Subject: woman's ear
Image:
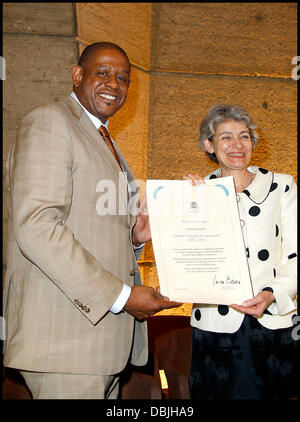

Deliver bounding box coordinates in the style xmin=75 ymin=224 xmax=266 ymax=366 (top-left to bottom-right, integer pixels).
xmin=203 ymin=138 xmax=214 ymax=154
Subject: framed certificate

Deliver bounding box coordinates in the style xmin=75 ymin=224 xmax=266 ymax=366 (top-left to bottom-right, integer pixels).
xmin=146 ymin=177 xmax=254 ymax=305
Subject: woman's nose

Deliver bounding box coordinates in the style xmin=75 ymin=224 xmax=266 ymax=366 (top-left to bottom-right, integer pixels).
xmin=232 ymin=135 xmax=243 ymax=147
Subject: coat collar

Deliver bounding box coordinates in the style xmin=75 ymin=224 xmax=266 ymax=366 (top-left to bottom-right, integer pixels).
xmin=207 ymin=166 xmax=274 ymax=204
xmin=60 ymin=96 xmax=134 ymax=216
xmin=61 ymin=96 xmax=127 ymax=179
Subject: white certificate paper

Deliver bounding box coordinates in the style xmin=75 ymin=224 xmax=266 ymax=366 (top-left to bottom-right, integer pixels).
xmin=146 ymin=177 xmax=254 ymax=305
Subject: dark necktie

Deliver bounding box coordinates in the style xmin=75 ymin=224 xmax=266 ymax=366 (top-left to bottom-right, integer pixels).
xmin=99 ymin=125 xmax=129 ymax=201
xmin=98 ymin=125 xmax=122 ymax=170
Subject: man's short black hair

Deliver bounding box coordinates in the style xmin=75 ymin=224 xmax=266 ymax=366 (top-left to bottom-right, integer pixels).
xmin=78 ymin=42 xmax=130 ymax=69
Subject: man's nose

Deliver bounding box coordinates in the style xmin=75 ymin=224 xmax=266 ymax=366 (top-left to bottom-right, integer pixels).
xmin=105 ymin=74 xmax=118 ymax=88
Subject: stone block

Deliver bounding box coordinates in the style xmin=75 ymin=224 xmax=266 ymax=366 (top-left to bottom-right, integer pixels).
xmin=76 ymin=3 xmax=152 ymax=70
xmin=151 ymin=3 xmax=297 ymax=77
xmin=140 ymin=241 xmax=155 ymax=263
xmin=3 ymin=3 xmax=75 ymax=36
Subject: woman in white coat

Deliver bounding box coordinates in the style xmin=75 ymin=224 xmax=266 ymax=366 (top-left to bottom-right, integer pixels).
xmin=185 ymin=104 xmax=297 ymax=399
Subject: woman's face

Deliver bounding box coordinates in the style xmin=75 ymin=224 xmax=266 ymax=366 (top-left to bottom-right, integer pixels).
xmin=206 ymin=119 xmax=253 ymax=172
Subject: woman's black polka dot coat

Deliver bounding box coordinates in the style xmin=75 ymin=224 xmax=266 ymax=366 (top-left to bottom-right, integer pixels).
xmin=191 ymin=166 xmax=297 ymax=333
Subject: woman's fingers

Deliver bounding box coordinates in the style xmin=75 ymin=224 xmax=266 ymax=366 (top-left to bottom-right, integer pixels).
xmin=183 ymin=174 xmax=205 ymax=186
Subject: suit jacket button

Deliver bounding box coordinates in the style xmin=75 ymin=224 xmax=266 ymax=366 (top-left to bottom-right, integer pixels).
xmin=75 ymin=299 xmax=83 ymax=308
xmin=83 ymin=306 xmax=90 ymax=313
xmin=130 ymin=270 xmax=135 ymax=276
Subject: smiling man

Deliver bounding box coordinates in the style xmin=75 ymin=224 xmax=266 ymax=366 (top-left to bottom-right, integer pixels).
xmin=72 ymin=43 xmax=130 ymax=123
xmin=3 ymin=42 xmax=181 ymax=399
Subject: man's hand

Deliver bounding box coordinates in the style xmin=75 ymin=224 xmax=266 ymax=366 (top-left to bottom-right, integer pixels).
xmin=132 ymin=196 xmax=151 ymax=244
xmin=124 ymin=285 xmax=182 ymax=320
xmin=231 ymin=291 xmax=275 ymax=318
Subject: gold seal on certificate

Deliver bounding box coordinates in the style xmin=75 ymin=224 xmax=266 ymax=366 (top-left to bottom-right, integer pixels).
xmin=147 ymin=177 xmax=254 ymax=305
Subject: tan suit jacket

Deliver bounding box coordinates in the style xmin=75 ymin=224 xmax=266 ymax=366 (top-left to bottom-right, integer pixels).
xmin=3 ymin=96 xmax=148 ymax=375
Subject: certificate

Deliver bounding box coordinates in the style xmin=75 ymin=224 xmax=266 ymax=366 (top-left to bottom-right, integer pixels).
xmin=146 ymin=177 xmax=254 ymax=305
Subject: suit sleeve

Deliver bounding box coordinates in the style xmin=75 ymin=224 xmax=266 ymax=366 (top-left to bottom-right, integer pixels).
xmin=260 ymin=175 xmax=297 ymax=315
xmin=9 ymin=105 xmax=124 ymax=325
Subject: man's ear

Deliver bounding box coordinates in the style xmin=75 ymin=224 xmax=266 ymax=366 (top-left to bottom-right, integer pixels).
xmin=203 ymin=138 xmax=214 ymax=154
xmin=72 ymin=65 xmax=83 ymax=87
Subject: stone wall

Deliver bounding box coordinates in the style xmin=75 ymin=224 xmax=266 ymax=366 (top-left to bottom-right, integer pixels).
xmin=3 ymin=3 xmax=297 ymax=317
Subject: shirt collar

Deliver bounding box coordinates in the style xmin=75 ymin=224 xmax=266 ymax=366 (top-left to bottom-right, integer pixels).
xmin=70 ymin=92 xmax=109 ymax=131
xmin=207 ymin=166 xmax=274 ymax=204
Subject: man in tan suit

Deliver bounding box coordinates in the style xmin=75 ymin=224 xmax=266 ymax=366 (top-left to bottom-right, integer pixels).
xmin=3 ymin=42 xmax=180 ymax=399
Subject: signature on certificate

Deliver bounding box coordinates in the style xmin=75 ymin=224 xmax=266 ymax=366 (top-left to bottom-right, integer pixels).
xmin=213 ymin=275 xmax=241 ymax=286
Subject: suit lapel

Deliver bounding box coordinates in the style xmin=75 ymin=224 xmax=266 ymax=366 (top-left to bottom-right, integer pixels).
xmin=62 ymin=96 xmax=131 ymax=219
xmin=113 ymin=141 xmax=140 ymax=229
xmin=114 ymin=144 xmax=139 ymax=228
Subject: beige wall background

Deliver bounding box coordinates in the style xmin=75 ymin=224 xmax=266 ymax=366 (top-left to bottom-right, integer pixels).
xmin=3 ymin=3 xmax=297 ymax=316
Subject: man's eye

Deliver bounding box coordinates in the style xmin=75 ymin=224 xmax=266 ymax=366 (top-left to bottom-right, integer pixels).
xmin=118 ymin=75 xmax=128 ymax=83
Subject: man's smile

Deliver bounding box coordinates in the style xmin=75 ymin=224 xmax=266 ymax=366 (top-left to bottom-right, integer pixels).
xmin=98 ymin=93 xmax=117 ymax=101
